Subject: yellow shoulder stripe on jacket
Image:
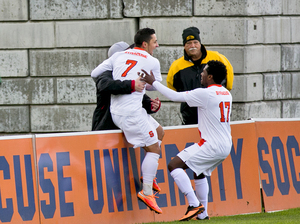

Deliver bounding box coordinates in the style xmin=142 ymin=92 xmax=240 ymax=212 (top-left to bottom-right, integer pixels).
xmin=166 ymin=56 xmax=193 ymax=90
xmin=202 ymin=50 xmax=234 ymax=91
xmin=167 ymin=51 xmax=234 ymax=91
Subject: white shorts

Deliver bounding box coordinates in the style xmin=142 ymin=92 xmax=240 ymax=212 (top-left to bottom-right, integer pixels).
xmin=177 ymin=141 xmax=231 ymax=176
xmin=112 ymin=109 xmax=159 ymax=148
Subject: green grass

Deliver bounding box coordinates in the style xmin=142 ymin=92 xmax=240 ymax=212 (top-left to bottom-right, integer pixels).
xmin=145 ymin=207 xmax=300 ymax=224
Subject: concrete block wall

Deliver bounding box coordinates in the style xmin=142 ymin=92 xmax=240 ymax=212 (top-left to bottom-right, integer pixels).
xmin=0 ymin=0 xmax=300 ymax=134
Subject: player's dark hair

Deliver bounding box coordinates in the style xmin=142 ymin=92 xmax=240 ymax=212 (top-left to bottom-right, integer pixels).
xmin=134 ymin=28 xmax=155 ymax=47
xmin=206 ymin=60 xmax=227 ymax=84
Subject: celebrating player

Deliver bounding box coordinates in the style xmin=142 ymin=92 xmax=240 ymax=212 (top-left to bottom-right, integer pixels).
xmin=140 ymin=60 xmax=232 ymax=221
xmin=91 ymin=28 xmax=163 ymax=214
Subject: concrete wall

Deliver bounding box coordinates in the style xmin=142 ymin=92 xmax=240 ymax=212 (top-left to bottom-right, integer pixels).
xmin=0 ymin=0 xmax=300 ymax=134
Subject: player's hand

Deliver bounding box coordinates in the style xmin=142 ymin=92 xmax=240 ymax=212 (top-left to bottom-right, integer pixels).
xmin=139 ymin=69 xmax=155 ymax=85
xmin=151 ymin=97 xmax=161 ymax=112
xmin=135 ymin=76 xmax=146 ymax=92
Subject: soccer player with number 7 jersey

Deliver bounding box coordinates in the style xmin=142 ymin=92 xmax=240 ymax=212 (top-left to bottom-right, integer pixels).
xmin=91 ymin=28 xmax=164 ymax=214
xmin=140 ymin=60 xmax=232 ymax=221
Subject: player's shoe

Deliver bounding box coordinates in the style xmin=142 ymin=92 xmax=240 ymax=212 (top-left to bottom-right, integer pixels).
xmin=196 ymin=216 xmax=210 ymax=220
xmin=137 ymin=190 xmax=162 ymax=214
xmin=179 ymin=203 xmax=205 ymax=221
xmin=140 ymin=177 xmax=161 ymax=192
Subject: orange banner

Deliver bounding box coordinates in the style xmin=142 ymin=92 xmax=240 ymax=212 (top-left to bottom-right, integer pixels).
xmin=3 ymin=119 xmax=299 ymax=223
xmin=34 ymin=121 xmax=262 ymax=224
xmin=0 ymin=135 xmax=39 ymax=224
xmin=255 ymin=120 xmax=300 ymax=212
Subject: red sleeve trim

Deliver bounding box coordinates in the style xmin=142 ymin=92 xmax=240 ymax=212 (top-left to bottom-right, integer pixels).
xmin=131 ymin=80 xmax=135 ymax=93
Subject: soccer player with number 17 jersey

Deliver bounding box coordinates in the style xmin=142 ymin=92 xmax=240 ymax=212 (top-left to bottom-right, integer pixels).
xmin=140 ymin=60 xmax=232 ymax=221
xmin=91 ymin=28 xmax=164 ymax=214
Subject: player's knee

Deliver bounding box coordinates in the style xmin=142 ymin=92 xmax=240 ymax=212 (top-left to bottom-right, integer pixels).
xmin=144 ymin=142 xmax=161 ymax=154
xmin=168 ymin=162 xmax=175 ymax=172
xmin=168 ymin=156 xmax=187 ymax=172
xmin=152 ymin=142 xmax=161 ymax=154
xmin=153 ymin=147 xmax=161 ymax=155
xmin=168 ymin=158 xmax=178 ymax=172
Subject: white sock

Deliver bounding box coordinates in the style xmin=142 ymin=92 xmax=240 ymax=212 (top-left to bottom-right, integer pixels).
xmin=170 ymin=168 xmax=199 ymax=207
xmin=142 ymin=152 xmax=159 ymax=195
xmin=143 ymin=183 xmax=153 ymax=196
xmin=195 ymin=177 xmax=209 ymax=219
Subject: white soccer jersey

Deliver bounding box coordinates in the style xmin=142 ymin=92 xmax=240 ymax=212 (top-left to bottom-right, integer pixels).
xmin=91 ymin=47 xmax=162 ymax=116
xmin=183 ymin=84 xmax=232 ymax=149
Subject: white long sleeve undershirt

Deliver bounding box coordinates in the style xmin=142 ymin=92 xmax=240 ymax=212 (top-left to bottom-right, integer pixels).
xmin=152 ymin=81 xmax=186 ymax=102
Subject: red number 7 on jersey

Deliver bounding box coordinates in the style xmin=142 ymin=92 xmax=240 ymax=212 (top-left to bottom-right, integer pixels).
xmin=219 ymin=101 xmax=231 ymax=122
xmin=122 ymin=59 xmax=138 ymax=77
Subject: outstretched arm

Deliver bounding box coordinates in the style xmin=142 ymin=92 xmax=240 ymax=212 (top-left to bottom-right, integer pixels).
xmin=152 ymin=81 xmax=185 ymax=102
xmin=140 ymin=69 xmax=186 ymax=102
